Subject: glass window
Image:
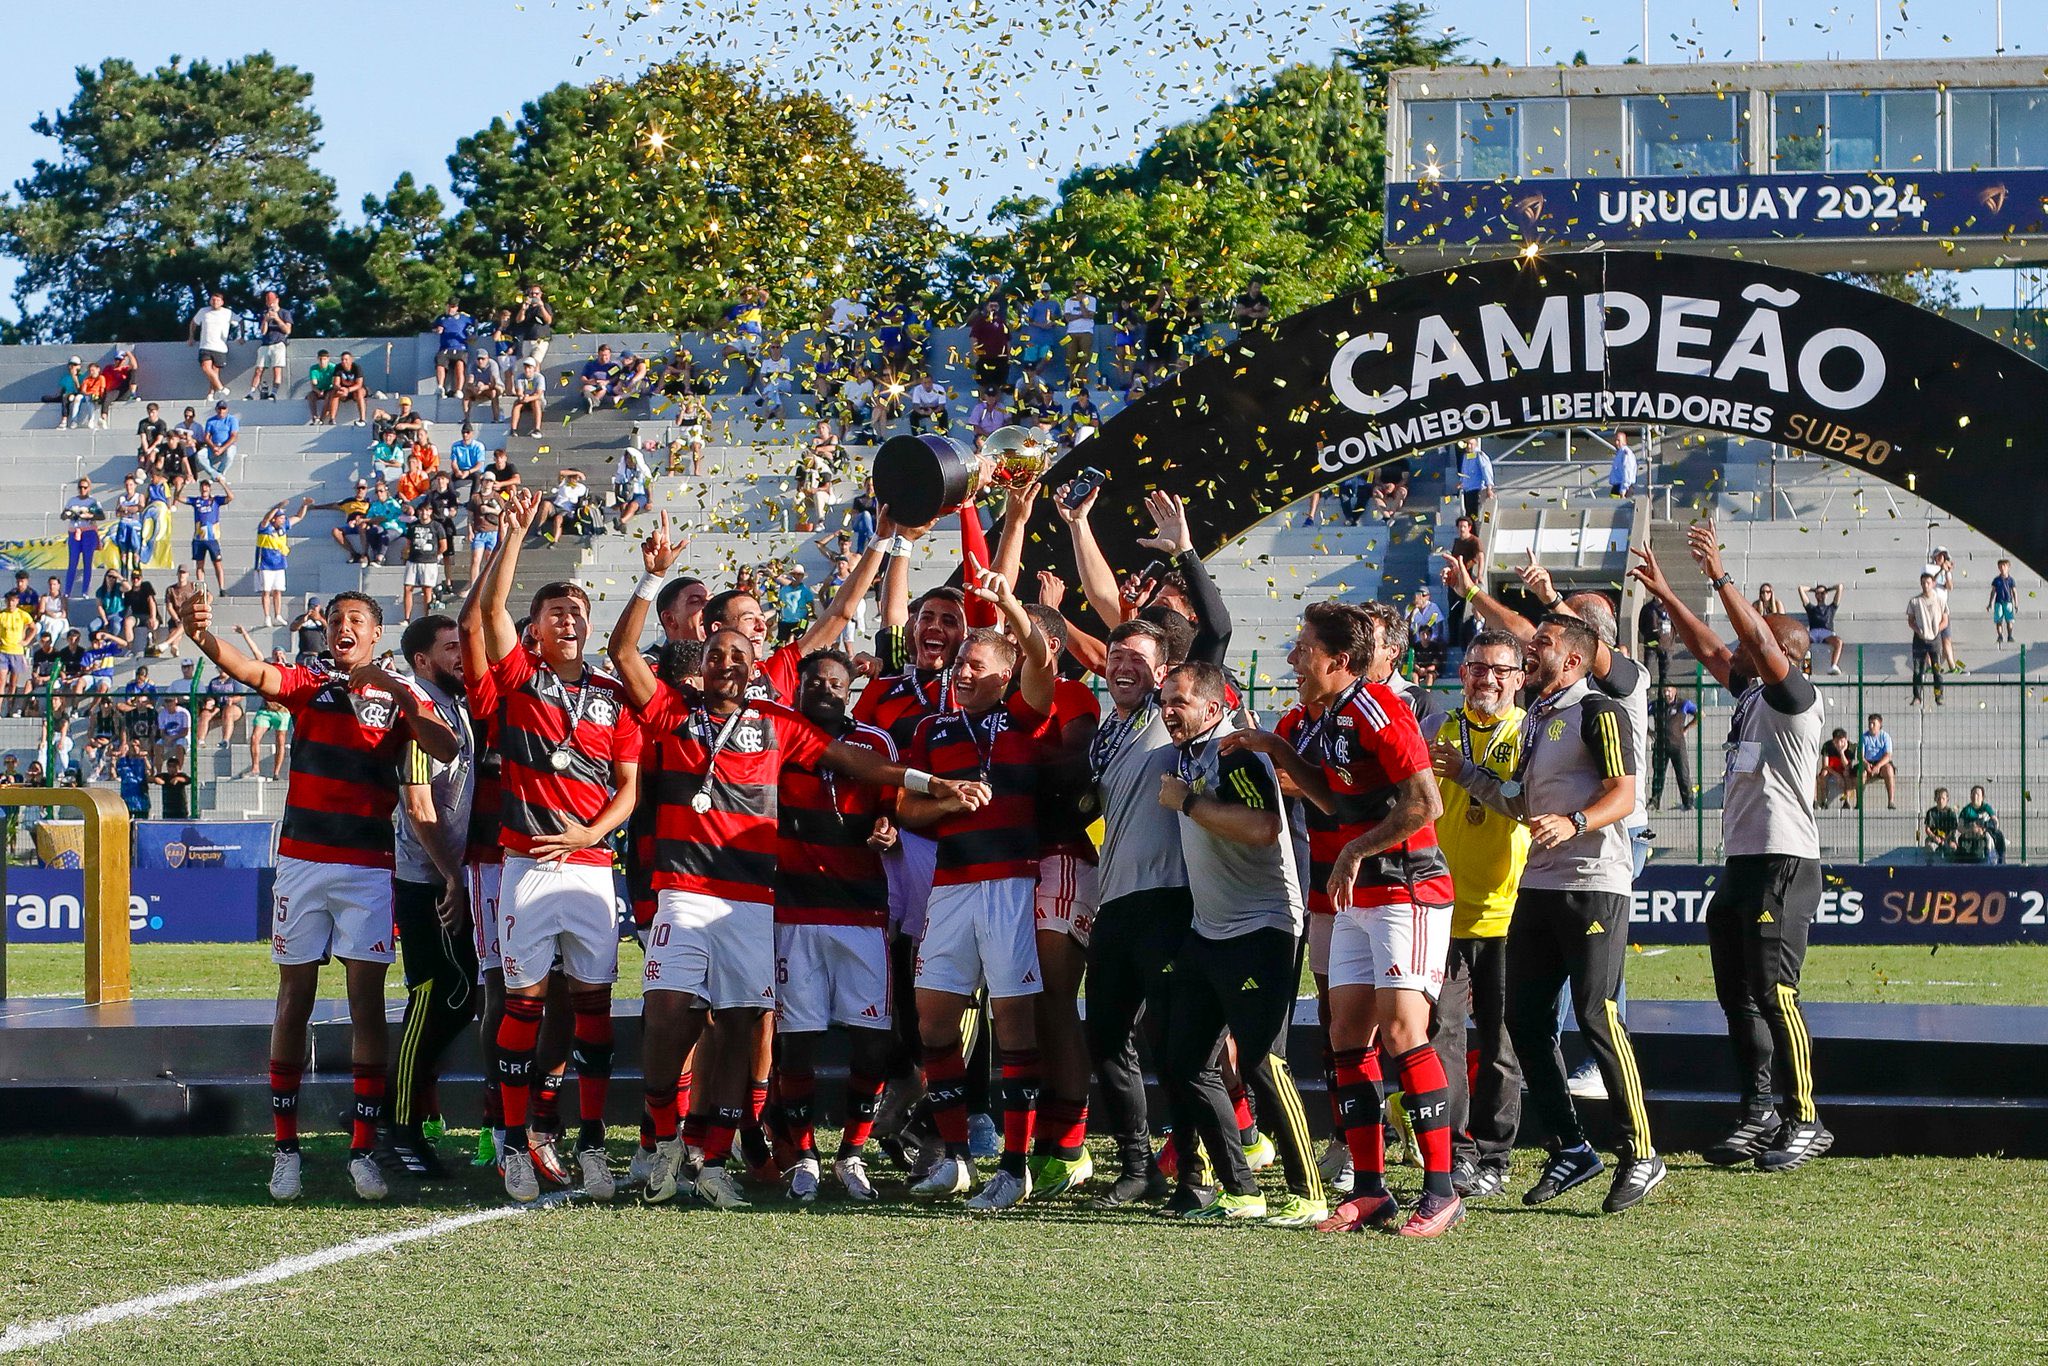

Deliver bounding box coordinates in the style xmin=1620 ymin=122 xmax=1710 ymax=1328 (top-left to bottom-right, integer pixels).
xmin=1772 ymin=92 xmax=1826 ymax=171
xmin=1458 ymin=101 xmax=1518 ymax=179
xmin=1826 ymin=92 xmax=1880 ymax=170
xmin=1519 ymin=98 xmax=1569 ymax=178
xmin=1628 ymin=93 xmax=1745 ymax=175
xmin=1882 ymin=92 xmax=1939 ymax=168
xmin=1953 ymin=89 xmax=2048 ymax=169
xmin=1406 ymin=100 xmax=1454 ymax=178
xmin=1569 ymin=97 xmax=1628 ymax=176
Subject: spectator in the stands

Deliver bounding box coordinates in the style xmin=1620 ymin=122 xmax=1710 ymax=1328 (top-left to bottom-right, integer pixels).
xmin=195 ymin=667 xmax=244 ymax=750
xmin=111 ymin=474 xmax=146 ymax=578
xmin=0 ymin=591 xmax=33 ymax=716
xmin=796 ymin=442 xmax=834 ymax=533
xmin=187 ymin=290 xmax=235 ymax=400
xmin=1445 ymin=522 xmax=1485 ymax=649
xmin=56 ymin=356 xmax=88 ymax=428
xmin=363 ymin=480 xmax=405 ymax=564
xmin=152 ymin=750 xmax=193 ymax=819
xmin=1061 ymin=284 xmax=1098 ymax=383
xmin=1797 ymin=583 xmax=1846 ymax=674
xmin=1021 ymin=284 xmax=1060 ymax=380
xmin=254 ymin=497 xmax=316 ymax=626
xmin=433 ymin=301 xmax=474 ymax=397
xmin=659 ymin=348 xmax=701 ymax=400
xmin=486 ymin=306 xmax=518 ymax=359
xmin=60 ymin=477 xmax=105 ymax=597
xmin=372 ymin=395 xmax=429 ymax=448
xmin=969 ymin=301 xmax=1012 ymax=391
xmin=483 ymin=447 xmax=519 ymax=489
xmin=161 ymin=566 xmax=199 ymax=659
xmin=303 ymin=349 xmax=337 ymax=426
xmin=135 ymin=402 xmax=169 ymax=471
xmin=419 ymin=470 xmax=461 ymax=548
xmin=467 ymin=475 xmax=503 ymax=581
xmin=512 ymin=283 xmax=554 ymax=365
xmin=12 ymin=573 xmax=38 ymax=619
xmin=447 ymin=424 xmax=486 ymax=501
xmin=1908 ymin=573 xmax=1948 ymax=706
xmin=1856 ymin=713 xmax=1897 ymax=809
xmin=509 ymin=358 xmax=546 ymax=437
xmin=1608 ymin=428 xmax=1637 ymax=497
xmin=122 ymin=574 xmax=159 ymax=656
xmin=1457 ymin=437 xmax=1494 ymax=519
xmin=326 ymin=479 xmax=374 ymax=564
xmin=1231 ymin=279 xmax=1271 ymax=333
xmin=1649 ymin=682 xmax=1697 ymax=811
xmin=539 ymin=469 xmax=591 ymax=543
xmin=101 ymin=345 xmax=139 ymax=406
xmin=907 ymin=372 xmax=950 ymax=434
xmin=1371 ymin=459 xmax=1409 ymax=520
xmin=1406 ymin=588 xmax=1445 ymax=685
xmin=612 ymin=437 xmax=653 ymax=531
xmin=78 ymin=362 xmax=110 ymax=430
xmin=399 ymin=504 xmax=450 ymax=621
xmin=750 ymin=338 xmax=793 ymax=416
xmin=249 ymin=290 xmax=293 ymax=401
xmin=1926 ymin=547 xmax=1961 ymax=673
xmin=154 ymin=690 xmax=191 ymax=769
xmin=1921 ymin=786 xmax=1959 ymax=858
xmin=115 ymin=739 xmax=151 ymax=816
xmin=464 ymin=345 xmax=505 ymax=423
xmin=967 ymin=388 xmax=1009 ymax=447
xmin=330 ymin=351 xmax=369 ymax=427
xmin=1961 ymin=784 xmax=2006 ymax=863
xmin=722 ymin=285 xmax=769 ymax=373
xmin=289 ymin=597 xmax=327 ymax=666
xmin=199 ymin=401 xmax=239 ymax=483
xmin=670 ymin=391 xmax=708 ymax=475
xmin=396 ymin=454 xmax=431 ymax=505
xmin=242 ymin=686 xmax=291 ymax=780
xmin=837 ymin=363 xmax=876 ymax=442
xmin=1336 ymin=474 xmax=1371 ymax=525
xmin=580 ymin=344 xmax=624 ymax=412
xmin=36 ymin=581 xmax=67 ymax=649
xmin=1754 ymin=582 xmax=1786 ymax=620
xmin=1815 ymin=729 xmax=1856 ymax=809
xmin=1988 ymin=557 xmax=2019 ymax=646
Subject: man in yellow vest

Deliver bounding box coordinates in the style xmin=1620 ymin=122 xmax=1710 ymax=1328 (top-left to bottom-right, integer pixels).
xmin=1423 ymin=628 xmax=1531 ymax=1200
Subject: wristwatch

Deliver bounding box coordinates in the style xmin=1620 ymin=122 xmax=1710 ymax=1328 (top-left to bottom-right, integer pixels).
xmin=1569 ymin=810 xmax=1588 ymax=835
xmin=1710 ymin=572 xmax=1735 ymax=590
xmin=1181 ymin=790 xmax=1200 ymax=816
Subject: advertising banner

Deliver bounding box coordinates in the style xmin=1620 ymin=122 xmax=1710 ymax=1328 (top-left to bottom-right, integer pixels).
xmin=5 ymin=868 xmax=271 ymax=943
xmin=135 ymin=820 xmax=277 ymax=871
xmin=1632 ymin=863 xmax=2048 ymax=946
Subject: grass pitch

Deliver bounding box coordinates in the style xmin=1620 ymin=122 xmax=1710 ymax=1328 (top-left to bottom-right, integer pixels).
xmin=0 ymin=1133 xmax=2042 ymax=1362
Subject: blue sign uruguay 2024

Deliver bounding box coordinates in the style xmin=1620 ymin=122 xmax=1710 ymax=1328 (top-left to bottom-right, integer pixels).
xmin=6 ymin=868 xmax=272 ymax=943
xmin=1632 ymin=864 xmax=2048 ymax=946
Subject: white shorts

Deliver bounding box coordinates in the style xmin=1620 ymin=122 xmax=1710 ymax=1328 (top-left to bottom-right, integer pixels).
xmin=643 ymin=888 xmax=774 ymax=1010
xmin=404 ymin=562 xmax=444 ymax=588
xmin=468 ymin=861 xmax=504 ymax=976
xmin=257 ymin=342 xmax=289 ymax=370
xmin=270 ymin=856 xmax=395 ymax=966
xmin=257 ymin=569 xmax=286 ymax=593
xmin=1034 ymin=853 xmax=1099 ymax=947
xmin=1327 ymin=902 xmax=1451 ymax=998
xmin=915 ymin=877 xmax=1041 ymax=1000
xmin=1809 ymin=626 xmax=1835 ymax=644
xmin=884 ymin=830 xmax=938 ymax=939
xmin=499 ymin=853 xmax=619 ymax=989
xmin=775 ymin=922 xmax=891 ymax=1033
xmin=1306 ymin=911 xmax=1334 ymax=979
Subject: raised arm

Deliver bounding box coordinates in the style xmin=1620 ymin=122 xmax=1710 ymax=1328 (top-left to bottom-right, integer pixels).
xmin=1439 ymin=549 xmax=1536 ymax=645
xmin=607 ymin=511 xmax=682 ymax=709
xmin=480 ymin=487 xmax=544 ymax=663
xmin=989 ymin=480 xmax=1041 ymax=591
xmin=1628 ymin=541 xmax=1737 ymax=687
xmin=1052 ymin=482 xmax=1126 ymax=633
xmin=1685 ymin=520 xmax=1792 ymax=686
xmin=1137 ymin=490 xmax=1230 ymax=664
xmin=969 ymin=566 xmax=1054 ymax=717
xmin=181 ymin=591 xmax=284 ymax=696
xmin=1513 ymin=551 xmax=1620 ymax=678
xmin=794 ymin=506 xmax=915 ymax=655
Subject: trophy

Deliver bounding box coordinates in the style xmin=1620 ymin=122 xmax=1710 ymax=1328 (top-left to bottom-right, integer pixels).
xmin=872 ymin=426 xmax=1054 ymax=525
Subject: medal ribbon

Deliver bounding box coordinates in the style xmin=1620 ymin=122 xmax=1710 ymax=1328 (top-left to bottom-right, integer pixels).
xmin=534 ymin=667 xmax=594 ymax=769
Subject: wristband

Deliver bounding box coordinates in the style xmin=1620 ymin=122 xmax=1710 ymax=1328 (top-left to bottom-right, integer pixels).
xmin=1180 ymin=790 xmax=1199 ymax=816
xmin=1462 ymin=584 xmax=1479 ymax=604
xmin=633 ymin=572 xmax=666 ymax=602
xmin=1710 ymin=572 xmax=1735 ymax=591
xmin=904 ymin=768 xmax=934 ymax=795
xmin=1541 ymin=595 xmax=1565 ymax=612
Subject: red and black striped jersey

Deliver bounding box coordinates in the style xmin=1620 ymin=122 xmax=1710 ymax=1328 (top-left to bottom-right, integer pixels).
xmin=275 ymin=663 xmax=435 ymax=869
xmin=1310 ymin=679 xmax=1454 ymax=908
xmin=853 ymin=666 xmax=948 ymax=753
xmin=776 ymin=720 xmax=894 ymax=927
xmin=744 ymin=640 xmax=802 ymax=705
xmin=907 ymin=693 xmax=1050 ymax=886
xmin=625 ymin=734 xmax=663 ymax=928
xmin=1274 ymin=701 xmax=1340 ymax=917
xmin=635 ymin=682 xmax=829 ymax=903
xmin=1034 ymin=677 xmax=1101 ymax=864
xmin=490 ymin=648 xmax=643 ymax=867
xmin=462 ymin=667 xmax=503 ymax=866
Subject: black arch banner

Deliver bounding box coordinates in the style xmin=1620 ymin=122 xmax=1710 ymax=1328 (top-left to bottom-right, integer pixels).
xmin=1014 ymin=250 xmax=2048 ymax=587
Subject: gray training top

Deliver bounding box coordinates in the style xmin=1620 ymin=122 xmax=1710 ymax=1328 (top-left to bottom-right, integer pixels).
xmin=393 ymin=674 xmax=475 ymax=886
xmin=1092 ymin=695 xmax=1188 ymax=903
xmin=1459 ymin=675 xmax=1638 ymax=895
xmin=1594 ymin=652 xmax=1651 ymax=832
xmin=1174 ymin=716 xmax=1303 ymax=940
xmin=1721 ymin=670 xmax=1825 ymax=861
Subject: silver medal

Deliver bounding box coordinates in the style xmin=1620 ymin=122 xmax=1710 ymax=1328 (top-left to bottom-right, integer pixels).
xmin=1499 ymin=779 xmax=1522 ymax=799
xmin=690 ymin=791 xmax=713 ymax=814
xmin=549 ymin=750 xmax=572 ymax=773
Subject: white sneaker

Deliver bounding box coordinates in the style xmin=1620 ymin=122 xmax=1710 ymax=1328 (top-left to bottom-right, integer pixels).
xmin=788 ymin=1156 xmax=821 ymax=1204
xmin=695 ymin=1164 xmax=751 ymax=1210
xmin=1319 ymin=1138 xmax=1355 ymax=1196
xmin=626 ymin=1145 xmax=656 ymax=1189
xmin=965 ymin=1168 xmax=1030 ymax=1212
xmin=910 ymin=1155 xmax=973 ymax=1199
xmin=642 ymin=1139 xmax=683 ymax=1204
xmin=349 ymin=1154 xmax=389 ymax=1201
xmin=577 ymin=1146 xmax=615 ymax=1201
xmin=502 ymin=1148 xmax=540 ymax=1203
xmin=1567 ymin=1064 xmax=1609 ymax=1101
xmin=268 ymin=1149 xmax=302 ymax=1200
xmin=833 ymin=1153 xmax=877 ymax=1202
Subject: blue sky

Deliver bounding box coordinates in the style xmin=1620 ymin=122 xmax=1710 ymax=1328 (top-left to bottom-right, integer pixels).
xmin=0 ymin=1 xmax=2037 ymax=305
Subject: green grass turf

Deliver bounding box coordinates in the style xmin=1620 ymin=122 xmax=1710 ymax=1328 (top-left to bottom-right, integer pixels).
xmin=9 ymin=941 xmax=2048 ymax=1007
xmin=0 ymin=1134 xmax=2043 ymax=1361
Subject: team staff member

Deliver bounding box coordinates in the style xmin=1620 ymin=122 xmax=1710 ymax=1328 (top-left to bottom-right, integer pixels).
xmin=179 ymin=587 xmax=458 ymax=1204
xmin=1633 ymin=528 xmax=1831 ymax=1171
xmin=1441 ymin=614 xmax=1663 ymax=1213
xmin=897 ymin=569 xmax=1055 ymax=1212
xmin=1157 ymin=662 xmax=1322 ymax=1227
xmin=479 ymin=490 xmax=644 ymax=1205
xmin=1422 ymin=630 xmax=1530 ymax=1200
xmin=384 ymin=614 xmax=481 ymax=1178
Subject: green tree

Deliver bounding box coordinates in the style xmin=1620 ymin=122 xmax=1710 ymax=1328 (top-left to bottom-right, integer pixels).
xmin=0 ymin=54 xmax=338 ymax=342
xmin=1339 ymin=1 xmax=1471 ymax=102
xmin=321 ymin=174 xmax=475 ymax=334
xmin=446 ymin=60 xmax=939 ymax=332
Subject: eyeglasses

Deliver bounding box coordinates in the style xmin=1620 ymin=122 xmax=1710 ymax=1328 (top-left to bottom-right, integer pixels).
xmin=1463 ymin=663 xmax=1524 ymax=679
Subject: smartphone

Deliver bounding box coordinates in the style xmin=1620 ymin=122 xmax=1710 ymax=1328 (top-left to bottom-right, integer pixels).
xmin=1060 ymin=467 xmax=1107 ymax=509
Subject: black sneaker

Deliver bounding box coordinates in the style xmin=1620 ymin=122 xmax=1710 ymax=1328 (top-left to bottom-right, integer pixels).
xmin=1756 ymin=1119 xmax=1834 ymax=1172
xmin=1463 ymin=1164 xmax=1509 ymax=1200
xmin=1603 ymin=1148 xmax=1667 ymax=1213
xmin=1092 ymin=1159 xmax=1170 ymax=1209
xmin=1703 ymin=1110 xmax=1783 ymax=1167
xmin=1160 ymin=1184 xmax=1218 ymax=1217
xmin=1523 ymin=1144 xmax=1604 ymax=1206
xmin=1449 ymin=1156 xmax=1478 ymax=1196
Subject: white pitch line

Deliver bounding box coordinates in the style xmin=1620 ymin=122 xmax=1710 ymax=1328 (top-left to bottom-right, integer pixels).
xmin=0 ymin=1193 xmax=574 ymax=1355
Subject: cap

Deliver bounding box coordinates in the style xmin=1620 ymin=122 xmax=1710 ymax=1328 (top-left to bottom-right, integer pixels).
xmin=67 ymin=355 xmax=81 ymax=364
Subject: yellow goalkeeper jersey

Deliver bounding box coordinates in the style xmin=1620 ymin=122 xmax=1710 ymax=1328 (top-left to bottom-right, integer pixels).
xmin=1431 ymin=704 xmax=1530 ymax=938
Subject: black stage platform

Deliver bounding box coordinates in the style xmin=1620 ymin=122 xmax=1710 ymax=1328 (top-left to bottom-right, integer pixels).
xmin=3 ymin=996 xmax=2043 ymax=1157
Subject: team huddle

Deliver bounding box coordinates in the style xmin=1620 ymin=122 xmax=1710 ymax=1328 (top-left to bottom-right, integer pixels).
xmin=183 ymin=472 xmax=1832 ymax=1236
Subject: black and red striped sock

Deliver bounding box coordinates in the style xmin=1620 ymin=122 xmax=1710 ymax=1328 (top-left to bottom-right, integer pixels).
xmin=1333 ymin=1045 xmax=1387 ymax=1195
xmin=1396 ymin=1043 xmax=1455 ymax=1199
xmin=495 ymin=995 xmax=544 ymax=1150
xmin=1322 ymin=1045 xmax=1342 ymax=1132
xmin=778 ymin=1068 xmax=818 ymax=1156
xmin=681 ymin=1111 xmax=707 ymax=1150
xmin=533 ymin=1069 xmax=564 ymax=1135
xmin=1038 ymin=1098 xmax=1089 ymax=1161
xmin=747 ymin=1078 xmax=770 ymax=1130
xmin=702 ymin=1106 xmax=744 ymax=1166
xmin=921 ymin=1046 xmax=971 ymax=1155
xmin=1228 ymin=1082 xmax=1259 ymax=1145
xmin=269 ymin=1059 xmax=302 ymax=1152
xmin=839 ymin=1071 xmax=884 ymax=1156
xmin=569 ymin=989 xmax=613 ymax=1150
xmin=676 ymin=1068 xmax=694 ymax=1117
xmin=481 ymin=1075 xmax=503 ymax=1130
xmin=646 ymin=1085 xmax=679 ymax=1145
xmin=997 ymin=1048 xmax=1041 ymax=1178
xmin=350 ymin=1064 xmax=385 ymax=1156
